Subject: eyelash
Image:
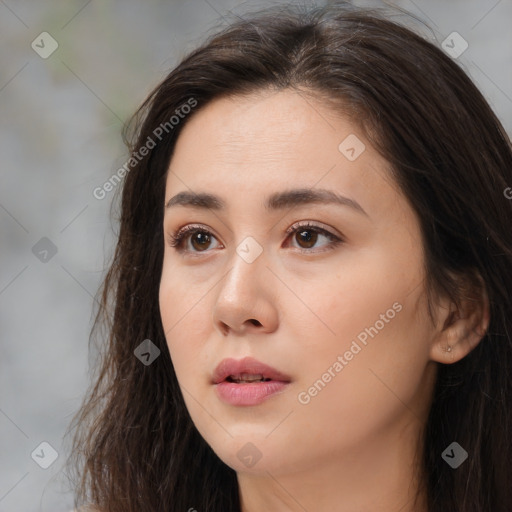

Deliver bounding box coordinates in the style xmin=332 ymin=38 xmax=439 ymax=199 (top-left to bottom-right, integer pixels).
xmin=166 ymin=221 xmax=344 ymax=256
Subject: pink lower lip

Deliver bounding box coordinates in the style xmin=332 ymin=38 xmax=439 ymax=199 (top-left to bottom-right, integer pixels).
xmin=215 ymin=380 xmax=289 ymax=406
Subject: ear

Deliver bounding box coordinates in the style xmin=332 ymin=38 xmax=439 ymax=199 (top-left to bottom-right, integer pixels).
xmin=430 ymin=272 xmax=490 ymax=364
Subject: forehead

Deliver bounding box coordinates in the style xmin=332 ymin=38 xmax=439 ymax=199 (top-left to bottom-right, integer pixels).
xmin=171 ymin=89 xmax=357 ymax=167
xmin=165 ymin=89 xmax=401 ymax=218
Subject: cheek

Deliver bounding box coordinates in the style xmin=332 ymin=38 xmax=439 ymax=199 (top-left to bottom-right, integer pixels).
xmin=158 ymin=268 xmax=209 ymax=383
xmin=292 ymin=303 xmax=431 ymax=457
xmin=301 ymin=249 xmax=413 ymax=345
xmin=293 ymin=252 xmax=430 ymax=422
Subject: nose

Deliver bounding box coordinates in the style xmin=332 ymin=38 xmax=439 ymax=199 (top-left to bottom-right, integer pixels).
xmin=212 ymin=249 xmax=278 ymax=336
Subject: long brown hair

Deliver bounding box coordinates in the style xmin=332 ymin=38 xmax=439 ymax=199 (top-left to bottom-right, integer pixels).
xmin=65 ymin=2 xmax=512 ymax=510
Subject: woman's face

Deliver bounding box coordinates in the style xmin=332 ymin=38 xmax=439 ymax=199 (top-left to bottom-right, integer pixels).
xmin=159 ymin=89 xmax=440 ymax=476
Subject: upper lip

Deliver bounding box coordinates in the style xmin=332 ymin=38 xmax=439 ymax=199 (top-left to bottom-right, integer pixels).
xmin=212 ymin=357 xmax=292 ymax=384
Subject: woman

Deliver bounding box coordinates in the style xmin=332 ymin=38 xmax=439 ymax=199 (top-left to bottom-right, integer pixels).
xmin=66 ymin=2 xmax=512 ymax=511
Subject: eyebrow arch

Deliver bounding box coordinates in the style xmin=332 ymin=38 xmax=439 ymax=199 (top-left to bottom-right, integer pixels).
xmin=165 ymin=188 xmax=368 ymax=217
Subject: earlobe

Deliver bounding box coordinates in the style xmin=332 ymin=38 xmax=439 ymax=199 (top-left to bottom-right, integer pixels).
xmin=430 ymin=276 xmax=490 ymax=365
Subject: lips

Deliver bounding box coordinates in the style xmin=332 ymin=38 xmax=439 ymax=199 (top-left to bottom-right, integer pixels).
xmin=212 ymin=357 xmax=291 ymax=384
xmin=212 ymin=357 xmax=292 ymax=406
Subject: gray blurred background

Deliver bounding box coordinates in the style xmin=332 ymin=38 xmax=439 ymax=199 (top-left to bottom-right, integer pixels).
xmin=0 ymin=1 xmax=510 ymax=510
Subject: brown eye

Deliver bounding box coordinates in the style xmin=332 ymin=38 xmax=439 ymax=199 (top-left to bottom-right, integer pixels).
xmin=295 ymin=229 xmax=319 ymax=249
xmin=286 ymin=222 xmax=342 ymax=252
xmin=167 ymin=226 xmax=221 ymax=253
xmin=190 ymin=231 xmax=212 ymax=251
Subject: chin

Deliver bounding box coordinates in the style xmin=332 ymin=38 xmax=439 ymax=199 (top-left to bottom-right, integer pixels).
xmin=205 ymin=432 xmax=300 ymax=475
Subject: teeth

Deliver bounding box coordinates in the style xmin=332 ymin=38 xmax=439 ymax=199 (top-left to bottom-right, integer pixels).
xmin=227 ymin=373 xmax=270 ymax=383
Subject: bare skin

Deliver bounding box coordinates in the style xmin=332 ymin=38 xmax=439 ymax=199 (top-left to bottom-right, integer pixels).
xmin=159 ymin=88 xmax=489 ymax=512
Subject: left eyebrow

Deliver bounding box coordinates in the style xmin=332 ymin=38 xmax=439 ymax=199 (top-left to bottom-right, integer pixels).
xmin=165 ymin=188 xmax=368 ymax=217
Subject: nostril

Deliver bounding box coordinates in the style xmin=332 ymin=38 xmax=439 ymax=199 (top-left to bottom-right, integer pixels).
xmin=249 ymin=319 xmax=261 ymax=326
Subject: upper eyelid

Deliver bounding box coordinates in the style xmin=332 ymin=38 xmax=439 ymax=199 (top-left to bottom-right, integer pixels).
xmin=173 ymin=221 xmax=339 ymax=238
